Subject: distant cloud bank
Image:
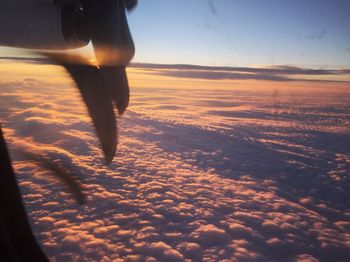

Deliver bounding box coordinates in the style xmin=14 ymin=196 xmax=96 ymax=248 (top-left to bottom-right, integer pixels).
xmin=1 ymin=56 xmax=349 ymax=83
xmin=130 ymin=63 xmax=350 ymax=82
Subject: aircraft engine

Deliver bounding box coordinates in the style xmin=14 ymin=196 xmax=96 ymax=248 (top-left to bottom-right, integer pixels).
xmin=0 ymin=1 xmax=89 ymax=50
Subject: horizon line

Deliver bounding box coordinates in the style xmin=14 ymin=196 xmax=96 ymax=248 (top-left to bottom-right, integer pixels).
xmin=1 ymin=56 xmax=349 ymax=83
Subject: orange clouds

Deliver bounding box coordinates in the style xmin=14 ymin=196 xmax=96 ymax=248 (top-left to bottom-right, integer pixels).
xmin=0 ymin=58 xmax=349 ymax=261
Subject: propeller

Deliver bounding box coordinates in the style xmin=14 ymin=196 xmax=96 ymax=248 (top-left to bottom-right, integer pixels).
xmin=82 ymin=0 xmax=136 ymax=114
xmin=48 ymin=0 xmax=137 ymax=163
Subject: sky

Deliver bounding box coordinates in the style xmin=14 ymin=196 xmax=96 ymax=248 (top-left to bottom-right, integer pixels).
xmin=127 ymin=0 xmax=350 ymax=67
xmin=0 ymin=0 xmax=350 ymax=68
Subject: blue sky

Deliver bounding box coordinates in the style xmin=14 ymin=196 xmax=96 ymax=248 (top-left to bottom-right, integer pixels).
xmin=127 ymin=0 xmax=350 ymax=67
xmin=0 ymin=0 xmax=349 ymax=68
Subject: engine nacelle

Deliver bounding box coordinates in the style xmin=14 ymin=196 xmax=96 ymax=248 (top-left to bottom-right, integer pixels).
xmin=0 ymin=1 xmax=89 ymax=50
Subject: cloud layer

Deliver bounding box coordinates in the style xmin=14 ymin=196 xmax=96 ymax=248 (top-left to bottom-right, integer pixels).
xmin=0 ymin=66 xmax=350 ymax=261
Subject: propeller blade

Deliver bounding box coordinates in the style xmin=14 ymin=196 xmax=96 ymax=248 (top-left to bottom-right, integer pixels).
xmin=98 ymin=66 xmax=129 ymax=114
xmin=39 ymin=0 xmax=137 ymax=162
xmin=45 ymin=53 xmax=117 ymax=163
xmin=68 ymin=64 xmax=117 ymax=163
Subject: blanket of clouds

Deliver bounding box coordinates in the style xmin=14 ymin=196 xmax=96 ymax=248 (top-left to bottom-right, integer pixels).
xmin=0 ymin=64 xmax=350 ymax=261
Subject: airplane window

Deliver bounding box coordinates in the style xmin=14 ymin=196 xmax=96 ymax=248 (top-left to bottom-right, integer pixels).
xmin=0 ymin=0 xmax=349 ymax=261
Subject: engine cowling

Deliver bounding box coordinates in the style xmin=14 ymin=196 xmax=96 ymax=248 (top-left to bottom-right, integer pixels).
xmin=0 ymin=1 xmax=89 ymax=50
